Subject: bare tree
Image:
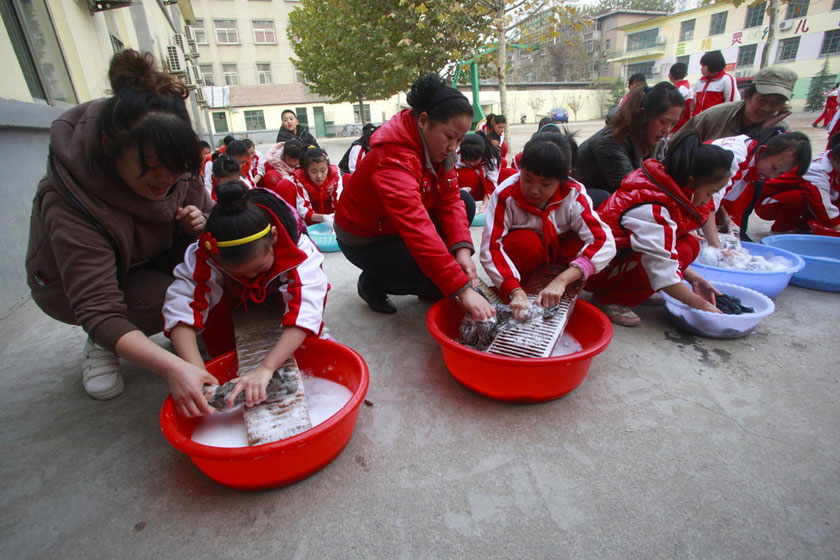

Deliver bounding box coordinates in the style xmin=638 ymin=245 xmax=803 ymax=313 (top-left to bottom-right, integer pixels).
xmin=527 ymin=94 xmax=545 ymax=121
xmin=565 ymin=93 xmax=583 ymax=122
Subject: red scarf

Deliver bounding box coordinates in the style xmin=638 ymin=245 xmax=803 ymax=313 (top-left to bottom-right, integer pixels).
xmin=510 ymin=181 xmax=573 ymax=263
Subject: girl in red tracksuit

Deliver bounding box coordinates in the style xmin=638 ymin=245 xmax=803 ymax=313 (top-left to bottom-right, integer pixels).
xmin=478 ymin=114 xmax=509 ymax=166
xmin=480 ymin=133 xmax=616 ymax=321
xmin=587 ymin=134 xmax=731 ymax=327
xmin=203 ymin=140 xmax=256 ymax=197
xmin=692 ymin=50 xmax=740 ymax=117
xmin=335 ymin=74 xmax=494 ymax=320
xmin=456 ymin=132 xmax=500 ymax=211
xmin=706 ymin=129 xmax=811 ymax=244
xmin=276 ymin=147 xmax=343 ymax=227
xmin=163 ymin=182 xmax=328 ymax=408
xmin=758 ymin=132 xmax=840 ymax=233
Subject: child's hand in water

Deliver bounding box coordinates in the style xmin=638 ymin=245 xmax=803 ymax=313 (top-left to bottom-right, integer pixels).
xmin=509 ymin=288 xmax=531 ymax=322
xmin=227 ymin=365 xmax=275 ymax=407
xmin=535 ymin=278 xmax=568 ymax=309
xmin=690 ymin=275 xmax=721 ymax=307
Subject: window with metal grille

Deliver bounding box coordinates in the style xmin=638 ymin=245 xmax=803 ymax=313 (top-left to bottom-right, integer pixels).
xmin=252 ymin=20 xmax=275 ymax=44
xmin=353 ymin=104 xmax=372 ymax=123
xmin=295 ymin=107 xmax=309 ymax=128
xmin=191 ymin=20 xmax=207 ymax=44
xmin=776 ymin=37 xmax=800 ymax=62
xmin=222 ymin=63 xmax=239 ymax=85
xmin=821 ymin=29 xmax=840 ymax=56
xmin=710 ymin=12 xmax=727 ymax=35
xmin=245 ymin=110 xmax=266 ymax=131
xmin=214 ymin=20 xmax=239 ymax=44
xmin=680 ymin=19 xmax=695 ymax=42
xmin=256 ymin=63 xmax=272 ymax=84
xmin=213 ymin=112 xmax=229 ymax=133
xmin=834 ymin=0 xmax=840 ymax=10
xmin=676 ymin=54 xmax=690 ymax=67
xmin=737 ymin=44 xmax=757 ymax=68
xmin=199 ymin=64 xmax=215 ymax=86
xmin=786 ymin=0 xmax=808 ymax=19
xmin=626 ymin=28 xmax=659 ymax=51
xmin=627 ymin=61 xmax=655 ymax=79
xmin=744 ymin=3 xmax=765 ymax=28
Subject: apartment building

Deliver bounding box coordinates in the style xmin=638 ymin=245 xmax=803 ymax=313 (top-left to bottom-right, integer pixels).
xmin=610 ymin=0 xmax=840 ymax=108
xmin=583 ymin=10 xmax=667 ymax=80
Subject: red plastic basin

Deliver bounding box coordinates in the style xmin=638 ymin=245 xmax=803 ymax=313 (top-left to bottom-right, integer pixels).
xmin=426 ymin=298 xmax=612 ymax=403
xmin=159 ymin=338 xmax=369 ymax=491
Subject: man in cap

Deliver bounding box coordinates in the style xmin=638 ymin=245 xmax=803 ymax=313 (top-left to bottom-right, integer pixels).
xmin=670 ymin=66 xmax=797 ymax=144
xmin=669 ymin=66 xmax=799 ymax=242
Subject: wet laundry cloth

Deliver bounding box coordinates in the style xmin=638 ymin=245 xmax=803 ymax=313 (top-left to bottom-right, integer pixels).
xmin=715 ymin=293 xmax=754 ymax=315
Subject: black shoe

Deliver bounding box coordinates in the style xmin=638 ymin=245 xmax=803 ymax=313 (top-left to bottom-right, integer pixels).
xmin=357 ymin=276 xmax=397 ymax=314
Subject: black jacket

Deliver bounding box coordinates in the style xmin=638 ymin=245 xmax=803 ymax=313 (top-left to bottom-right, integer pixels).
xmin=276 ymin=125 xmax=319 ymax=148
xmin=574 ymin=125 xmax=665 ymax=194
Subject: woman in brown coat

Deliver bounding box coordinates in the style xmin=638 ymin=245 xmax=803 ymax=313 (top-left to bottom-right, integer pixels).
xmin=26 ymin=50 xmax=217 ymax=417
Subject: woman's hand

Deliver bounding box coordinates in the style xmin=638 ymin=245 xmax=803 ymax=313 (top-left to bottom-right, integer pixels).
xmin=457 ymin=287 xmax=496 ymax=321
xmin=454 ymin=248 xmax=479 ymax=288
xmin=175 ymin=205 xmax=206 ymax=236
xmin=226 ymin=365 xmax=275 ymax=407
xmin=166 ymin=362 xmax=219 ymax=418
xmin=509 ymin=288 xmax=531 ymax=322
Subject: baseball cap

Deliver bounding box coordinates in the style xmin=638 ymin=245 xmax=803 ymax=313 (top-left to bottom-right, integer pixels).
xmin=752 ymin=66 xmax=798 ymax=99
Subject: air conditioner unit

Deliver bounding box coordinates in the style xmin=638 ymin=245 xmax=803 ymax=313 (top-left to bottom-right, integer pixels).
xmin=194 ymin=87 xmax=207 ymax=106
xmin=190 ymin=65 xmax=202 ymax=85
xmin=166 ymin=45 xmax=187 ymax=75
xmin=186 ymin=39 xmax=199 ymax=58
xmin=603 ymin=50 xmax=609 ymax=57
xmin=172 ymin=33 xmax=187 ymax=55
xmin=778 ymin=20 xmax=793 ymax=31
xmin=655 ymin=36 xmax=666 ymax=45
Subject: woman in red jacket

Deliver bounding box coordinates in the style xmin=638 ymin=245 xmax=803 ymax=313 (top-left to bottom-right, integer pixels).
xmin=335 ymin=74 xmax=495 ymax=319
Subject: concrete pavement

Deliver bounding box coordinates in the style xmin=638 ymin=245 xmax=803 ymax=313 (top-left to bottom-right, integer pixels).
xmin=1 ymin=111 xmax=838 ymax=558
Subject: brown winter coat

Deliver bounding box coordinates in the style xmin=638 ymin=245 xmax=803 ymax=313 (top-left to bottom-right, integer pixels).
xmin=25 ymin=99 xmax=212 ymax=351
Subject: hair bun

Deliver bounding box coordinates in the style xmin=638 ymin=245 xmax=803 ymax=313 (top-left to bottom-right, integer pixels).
xmin=407 ymin=73 xmax=447 ymax=111
xmin=215 ymin=181 xmax=250 ymax=214
xmin=108 ymin=49 xmax=189 ymax=100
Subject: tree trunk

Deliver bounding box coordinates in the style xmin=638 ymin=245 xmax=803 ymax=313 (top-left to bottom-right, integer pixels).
xmin=357 ymin=90 xmax=366 ymax=125
xmin=497 ymin=0 xmax=508 ymax=118
xmin=760 ymin=0 xmax=778 ymax=69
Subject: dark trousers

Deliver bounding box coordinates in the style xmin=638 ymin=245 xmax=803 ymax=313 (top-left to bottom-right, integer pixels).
xmin=338 ymin=190 xmax=475 ymax=300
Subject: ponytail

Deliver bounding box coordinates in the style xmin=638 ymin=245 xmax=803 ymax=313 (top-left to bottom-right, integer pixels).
xmin=664 ymin=133 xmax=733 ymax=188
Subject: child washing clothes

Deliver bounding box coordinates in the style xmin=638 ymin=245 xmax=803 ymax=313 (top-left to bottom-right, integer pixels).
xmin=480 ymin=132 xmax=616 ymax=321
xmin=757 ymin=132 xmax=840 ymax=233
xmin=587 ymin=134 xmax=730 ymax=326
xmin=163 ymin=182 xmax=329 ymax=408
xmin=706 ymin=129 xmax=811 ymax=244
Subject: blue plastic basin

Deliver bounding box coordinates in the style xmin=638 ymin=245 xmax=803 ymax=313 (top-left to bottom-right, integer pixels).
xmin=761 ymin=234 xmax=840 ymax=292
xmin=471 ymin=213 xmax=486 ymax=227
xmin=690 ymin=241 xmax=805 ymax=299
xmin=307 ymin=223 xmax=340 ymax=252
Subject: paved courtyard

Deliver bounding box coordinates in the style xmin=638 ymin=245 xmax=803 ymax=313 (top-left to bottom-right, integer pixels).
xmin=1 ymin=110 xmax=838 ymax=558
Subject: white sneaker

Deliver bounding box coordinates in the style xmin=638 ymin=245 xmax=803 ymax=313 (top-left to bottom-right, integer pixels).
xmin=82 ymin=339 xmax=124 ymax=400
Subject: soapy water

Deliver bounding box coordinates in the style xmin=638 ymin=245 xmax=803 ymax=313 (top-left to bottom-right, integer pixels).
xmin=190 ymin=375 xmax=353 ymax=448
xmin=550 ymin=332 xmax=583 ymax=357
xmin=697 ymin=246 xmax=793 ymax=272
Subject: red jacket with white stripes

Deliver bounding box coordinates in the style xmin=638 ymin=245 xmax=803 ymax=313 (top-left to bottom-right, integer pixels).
xmin=673 ymin=78 xmax=694 ymax=131
xmin=456 ymin=161 xmax=496 ymax=202
xmin=279 ymin=165 xmax=343 ymax=225
xmin=692 ymin=71 xmax=740 ymax=117
xmin=597 ymin=160 xmax=712 ymax=290
xmin=763 ymin=149 xmax=840 ymax=227
xmin=711 ymin=135 xmax=759 ymax=225
xmin=479 ymin=173 xmax=616 ymax=299
xmin=162 ymin=207 xmax=328 ymax=338
xmin=335 ymin=109 xmax=473 ymax=296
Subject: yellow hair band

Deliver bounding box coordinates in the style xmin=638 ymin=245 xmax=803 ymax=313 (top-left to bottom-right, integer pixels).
xmin=215 ymin=223 xmax=271 ymax=248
